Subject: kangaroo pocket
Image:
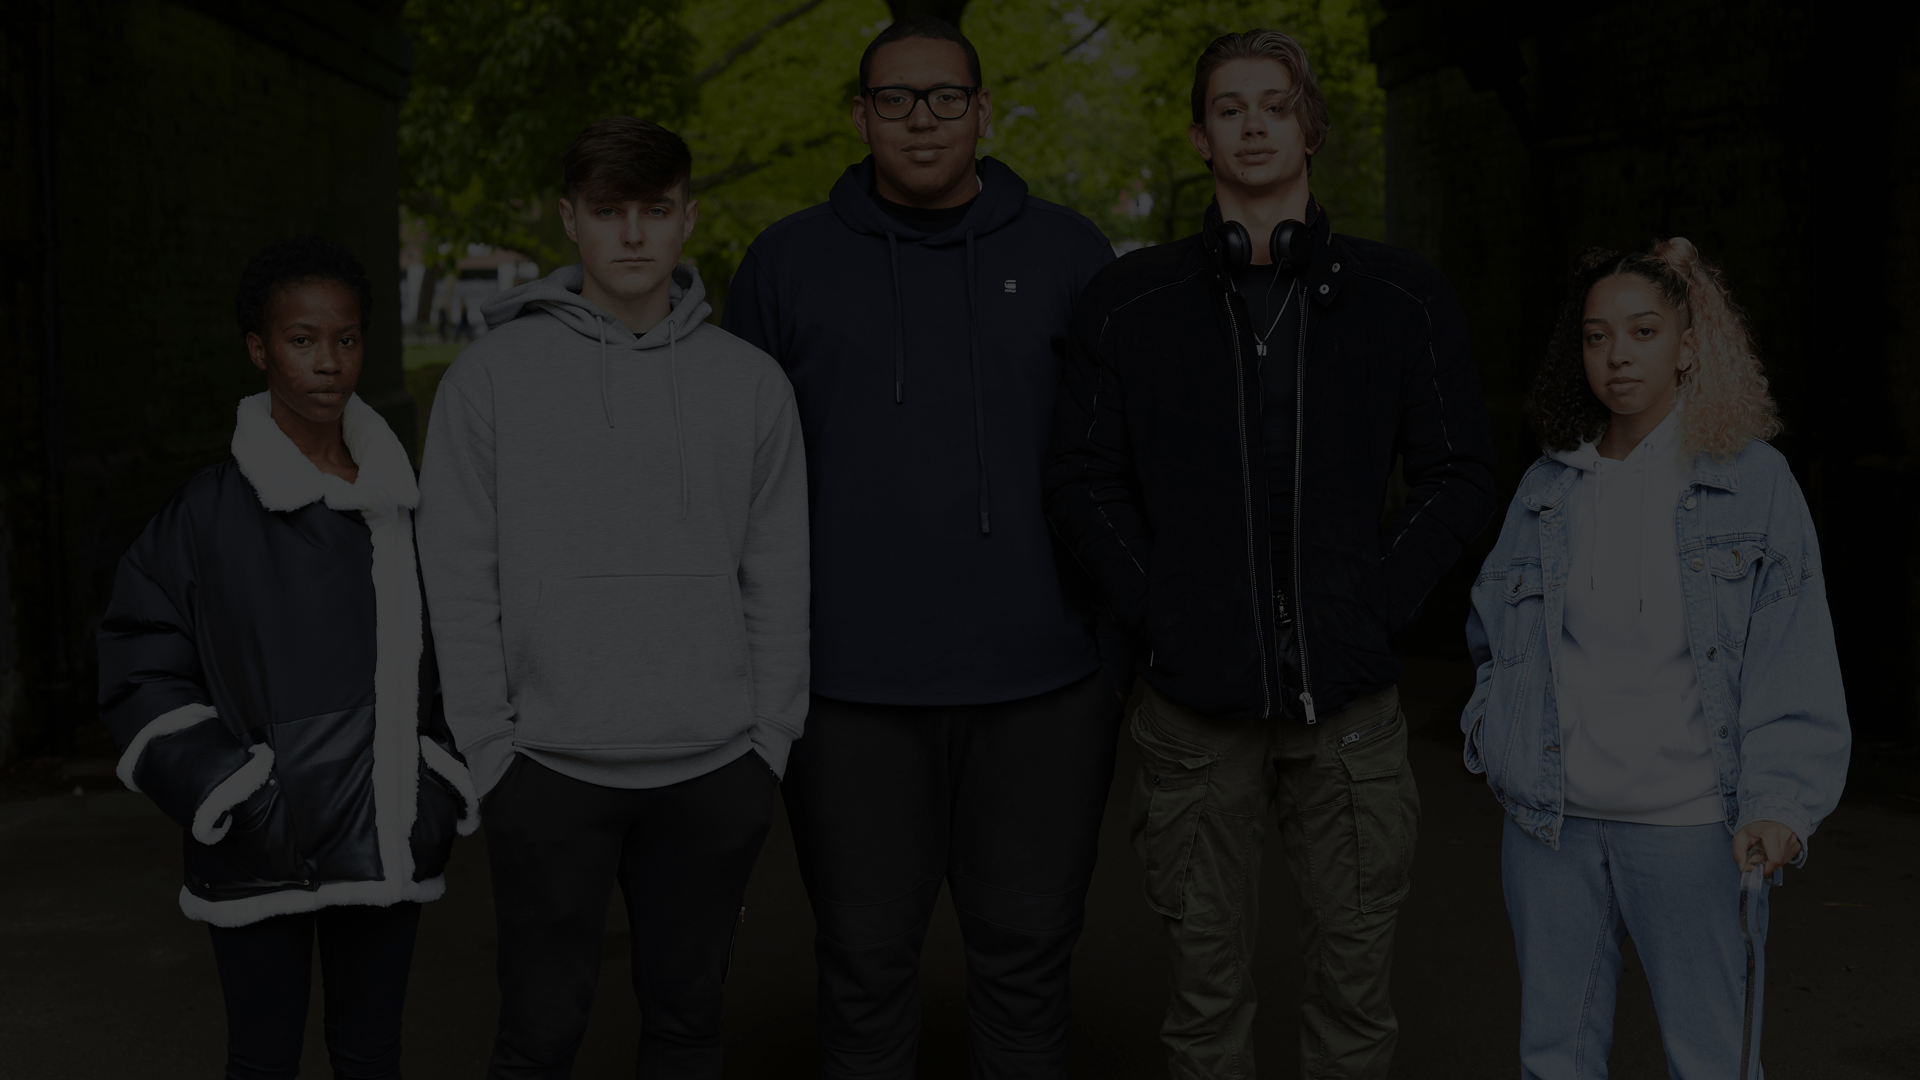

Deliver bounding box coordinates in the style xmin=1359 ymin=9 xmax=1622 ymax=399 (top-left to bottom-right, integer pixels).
xmin=518 ymin=574 xmax=754 ymax=752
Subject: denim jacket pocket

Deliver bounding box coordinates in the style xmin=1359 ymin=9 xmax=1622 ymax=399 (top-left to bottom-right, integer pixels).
xmin=1497 ymin=561 xmax=1546 ymax=667
xmin=1129 ymin=705 xmax=1217 ymax=920
xmin=1704 ymin=538 xmax=1765 ymax=649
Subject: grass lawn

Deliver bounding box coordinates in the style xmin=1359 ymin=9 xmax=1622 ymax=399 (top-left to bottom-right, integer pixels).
xmin=404 ymin=361 xmax=453 ymax=462
xmin=403 ymin=342 xmax=464 ymax=371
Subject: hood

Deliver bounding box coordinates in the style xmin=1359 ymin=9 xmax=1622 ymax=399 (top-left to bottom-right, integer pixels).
xmin=478 ymin=261 xmax=711 ymax=516
xmin=828 ymin=155 xmax=1030 ymax=245
xmin=1547 ymin=401 xmax=1684 ymax=474
xmin=1550 ymin=404 xmax=1687 ymax=610
xmin=480 ymin=262 xmax=712 ymax=347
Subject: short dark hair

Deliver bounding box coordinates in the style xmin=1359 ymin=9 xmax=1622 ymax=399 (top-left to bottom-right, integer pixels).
xmin=1190 ymin=30 xmax=1330 ymax=169
xmin=234 ymin=234 xmax=373 ymax=338
xmin=859 ymin=15 xmax=982 ymax=89
xmin=563 ymin=116 xmax=692 ymax=204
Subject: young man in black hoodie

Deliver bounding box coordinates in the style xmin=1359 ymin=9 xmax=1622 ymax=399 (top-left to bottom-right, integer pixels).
xmin=723 ymin=16 xmax=1122 ymax=1080
xmin=1045 ymin=30 xmax=1497 ymax=1080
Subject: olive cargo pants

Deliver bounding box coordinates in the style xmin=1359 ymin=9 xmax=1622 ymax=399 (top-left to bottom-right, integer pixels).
xmin=1130 ymin=682 xmax=1418 ymax=1080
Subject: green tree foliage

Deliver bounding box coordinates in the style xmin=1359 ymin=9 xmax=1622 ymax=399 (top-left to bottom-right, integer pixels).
xmin=399 ymin=0 xmax=694 ymax=270
xmin=678 ymin=0 xmax=892 ymax=312
xmin=399 ymin=0 xmax=1384 ymax=297
xmin=969 ymin=0 xmax=1385 ymax=247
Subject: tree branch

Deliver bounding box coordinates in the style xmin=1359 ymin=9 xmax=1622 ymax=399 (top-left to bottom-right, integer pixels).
xmin=690 ymin=131 xmax=841 ymax=193
xmin=690 ymin=0 xmax=830 ymax=89
xmin=996 ymin=15 xmax=1111 ymax=87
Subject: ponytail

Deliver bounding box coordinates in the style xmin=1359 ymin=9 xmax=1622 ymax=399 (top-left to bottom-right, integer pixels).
xmin=1651 ymin=237 xmax=1782 ymax=460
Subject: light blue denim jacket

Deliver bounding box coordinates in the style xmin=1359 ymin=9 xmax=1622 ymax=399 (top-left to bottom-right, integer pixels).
xmin=1461 ymin=438 xmax=1849 ymax=862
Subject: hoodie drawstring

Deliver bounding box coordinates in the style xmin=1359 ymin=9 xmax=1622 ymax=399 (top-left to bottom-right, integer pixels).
xmin=887 ymin=233 xmax=905 ymax=404
xmin=1584 ymin=448 xmax=1654 ymax=614
xmin=1636 ymin=457 xmax=1650 ymax=613
xmin=597 ymin=317 xmax=613 ymax=428
xmin=599 ymin=312 xmax=686 ymax=518
xmin=1587 ymin=459 xmax=1599 ymax=593
xmin=670 ymin=320 xmax=688 ymax=520
xmin=881 ymin=225 xmax=991 ymax=534
xmin=965 ymin=228 xmax=990 ymax=534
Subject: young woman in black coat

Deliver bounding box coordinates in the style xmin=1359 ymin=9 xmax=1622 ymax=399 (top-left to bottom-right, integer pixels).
xmin=98 ymin=236 xmax=477 ymax=1079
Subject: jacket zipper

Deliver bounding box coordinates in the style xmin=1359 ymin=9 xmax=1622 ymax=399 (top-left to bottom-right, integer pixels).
xmin=1223 ymin=291 xmax=1273 ymax=719
xmin=1338 ymin=711 xmax=1399 ymax=748
xmin=1292 ymin=299 xmax=1316 ymax=723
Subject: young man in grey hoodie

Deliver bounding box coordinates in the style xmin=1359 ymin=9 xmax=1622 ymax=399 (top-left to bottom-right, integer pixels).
xmin=416 ymin=117 xmax=809 ymax=1076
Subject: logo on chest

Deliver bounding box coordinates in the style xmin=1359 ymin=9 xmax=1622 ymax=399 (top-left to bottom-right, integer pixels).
xmin=1003 ymin=279 xmax=1017 ymax=293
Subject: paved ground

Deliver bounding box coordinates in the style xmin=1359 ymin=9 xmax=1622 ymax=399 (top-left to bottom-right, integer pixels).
xmin=3 ymin=657 xmax=1915 ymax=1079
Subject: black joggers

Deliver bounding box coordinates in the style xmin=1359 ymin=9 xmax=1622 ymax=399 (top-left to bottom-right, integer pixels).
xmin=782 ymin=670 xmax=1121 ymax=1079
xmin=481 ymin=749 xmax=776 ymax=1079
xmin=205 ymin=900 xmax=422 ymax=1080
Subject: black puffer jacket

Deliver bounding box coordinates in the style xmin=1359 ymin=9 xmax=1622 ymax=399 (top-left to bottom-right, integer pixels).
xmin=98 ymin=393 xmax=476 ymax=927
xmin=1045 ymin=204 xmax=1497 ymax=722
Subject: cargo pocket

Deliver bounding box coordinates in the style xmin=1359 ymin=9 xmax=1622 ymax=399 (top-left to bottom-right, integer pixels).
xmin=1338 ymin=708 xmax=1418 ymax=914
xmin=1129 ymin=704 xmax=1217 ymax=920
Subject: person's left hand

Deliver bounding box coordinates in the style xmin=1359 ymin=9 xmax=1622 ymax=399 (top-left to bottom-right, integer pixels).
xmin=1731 ymin=820 xmax=1802 ymax=875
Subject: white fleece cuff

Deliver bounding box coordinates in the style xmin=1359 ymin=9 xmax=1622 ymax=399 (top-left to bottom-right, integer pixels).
xmin=116 ymin=703 xmax=219 ymax=793
xmin=419 ymin=736 xmax=481 ymax=836
xmin=191 ymin=743 xmax=275 ymax=845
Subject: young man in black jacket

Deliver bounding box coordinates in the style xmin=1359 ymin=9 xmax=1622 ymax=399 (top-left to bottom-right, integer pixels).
xmin=723 ymin=16 xmax=1123 ymax=1080
xmin=1045 ymin=30 xmax=1497 ymax=1080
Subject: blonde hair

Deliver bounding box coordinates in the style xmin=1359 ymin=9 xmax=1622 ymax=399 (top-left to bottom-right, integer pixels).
xmin=1190 ymin=30 xmax=1330 ymax=160
xmin=1525 ymin=237 xmax=1782 ymax=461
xmin=1653 ymin=238 xmax=1783 ymax=460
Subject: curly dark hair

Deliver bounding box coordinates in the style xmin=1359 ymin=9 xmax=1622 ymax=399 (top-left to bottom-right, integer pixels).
xmin=1524 ymin=246 xmax=1694 ymax=451
xmin=234 ymin=234 xmax=374 ymax=339
xmin=1527 ymin=240 xmax=1779 ymax=458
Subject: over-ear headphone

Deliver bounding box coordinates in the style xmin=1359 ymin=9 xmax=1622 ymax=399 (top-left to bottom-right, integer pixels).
xmin=1218 ymin=217 xmax=1312 ymax=276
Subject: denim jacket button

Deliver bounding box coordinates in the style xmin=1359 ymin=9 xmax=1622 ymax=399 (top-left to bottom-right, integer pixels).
xmin=1718 ymin=726 xmax=1729 ymax=738
xmin=1691 ymin=558 xmax=1704 ymax=571
xmin=1684 ymin=496 xmax=1697 ymax=509
xmin=1708 ymin=646 xmax=1717 ymax=659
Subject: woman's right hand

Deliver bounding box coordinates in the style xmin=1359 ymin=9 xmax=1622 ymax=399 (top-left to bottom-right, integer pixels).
xmin=1731 ymin=819 xmax=1801 ymax=875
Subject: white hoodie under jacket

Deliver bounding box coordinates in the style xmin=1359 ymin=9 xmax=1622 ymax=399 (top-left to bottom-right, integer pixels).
xmin=1548 ymin=405 xmax=1722 ymax=826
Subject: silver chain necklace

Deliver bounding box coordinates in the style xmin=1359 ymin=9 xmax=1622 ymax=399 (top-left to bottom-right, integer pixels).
xmin=1252 ymin=277 xmax=1299 ymax=357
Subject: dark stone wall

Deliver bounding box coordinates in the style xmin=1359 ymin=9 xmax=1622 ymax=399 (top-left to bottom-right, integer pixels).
xmin=0 ymin=0 xmax=410 ymax=760
xmin=1374 ymin=0 xmax=1920 ymax=790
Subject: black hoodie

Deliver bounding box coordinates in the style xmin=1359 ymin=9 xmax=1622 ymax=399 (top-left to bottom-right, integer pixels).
xmin=725 ymin=156 xmax=1115 ymax=705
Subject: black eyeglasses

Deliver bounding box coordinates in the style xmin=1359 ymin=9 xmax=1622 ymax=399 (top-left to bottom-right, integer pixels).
xmin=863 ymin=84 xmax=979 ymax=121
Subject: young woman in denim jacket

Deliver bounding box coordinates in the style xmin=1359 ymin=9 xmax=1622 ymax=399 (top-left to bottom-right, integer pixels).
xmin=1461 ymin=238 xmax=1849 ymax=1079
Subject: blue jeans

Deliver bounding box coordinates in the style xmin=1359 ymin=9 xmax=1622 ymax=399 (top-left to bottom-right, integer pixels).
xmin=1502 ymin=815 xmax=1769 ymax=1080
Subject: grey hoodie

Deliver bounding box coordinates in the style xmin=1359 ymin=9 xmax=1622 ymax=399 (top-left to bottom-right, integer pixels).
xmin=417 ymin=263 xmax=809 ymax=798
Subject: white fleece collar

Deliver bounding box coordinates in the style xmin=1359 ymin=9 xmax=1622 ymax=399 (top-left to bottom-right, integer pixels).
xmin=231 ymin=391 xmax=418 ymax=514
